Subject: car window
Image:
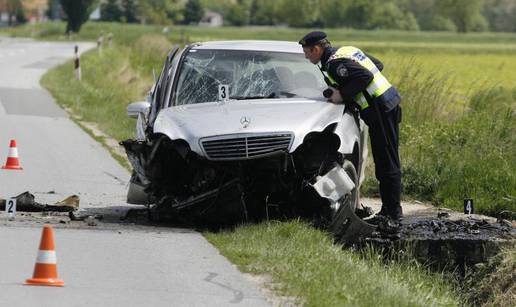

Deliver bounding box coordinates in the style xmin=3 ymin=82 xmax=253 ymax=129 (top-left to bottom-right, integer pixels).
xmin=173 ymin=49 xmax=326 ymax=106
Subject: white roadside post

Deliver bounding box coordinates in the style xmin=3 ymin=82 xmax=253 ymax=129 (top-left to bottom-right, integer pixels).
xmin=74 ymin=44 xmax=81 ymax=81
xmin=97 ymin=34 xmax=104 ymax=54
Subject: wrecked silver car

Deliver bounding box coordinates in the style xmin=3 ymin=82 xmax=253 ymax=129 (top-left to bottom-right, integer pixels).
xmin=122 ymin=41 xmax=369 ymax=228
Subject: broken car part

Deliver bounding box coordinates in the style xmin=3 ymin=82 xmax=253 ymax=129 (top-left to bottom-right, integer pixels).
xmin=0 ymin=192 xmax=79 ymax=212
xmin=311 ymin=162 xmax=376 ymax=244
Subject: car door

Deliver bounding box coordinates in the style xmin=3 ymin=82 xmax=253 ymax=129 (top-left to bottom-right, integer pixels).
xmin=147 ymin=45 xmax=180 ymax=133
xmin=124 ymin=46 xmax=180 ymax=204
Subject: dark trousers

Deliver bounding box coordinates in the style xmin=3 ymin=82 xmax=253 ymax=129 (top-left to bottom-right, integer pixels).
xmin=367 ymin=105 xmax=402 ymax=215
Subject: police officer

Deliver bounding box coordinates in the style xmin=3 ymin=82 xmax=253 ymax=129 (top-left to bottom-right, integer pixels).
xmin=299 ymin=31 xmax=403 ymax=221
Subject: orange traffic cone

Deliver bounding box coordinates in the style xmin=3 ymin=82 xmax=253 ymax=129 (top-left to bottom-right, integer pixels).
xmin=2 ymin=139 xmax=23 ymax=170
xmin=25 ymin=225 xmax=64 ymax=287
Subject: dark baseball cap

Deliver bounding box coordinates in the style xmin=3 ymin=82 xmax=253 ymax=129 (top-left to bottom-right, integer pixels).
xmin=299 ymin=31 xmax=327 ymax=47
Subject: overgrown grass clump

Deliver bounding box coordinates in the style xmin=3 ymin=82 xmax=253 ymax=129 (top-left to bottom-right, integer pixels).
xmin=401 ymin=87 xmax=515 ymax=215
xmin=463 ymin=246 xmax=516 ymax=306
xmin=206 ymin=221 xmax=462 ymax=307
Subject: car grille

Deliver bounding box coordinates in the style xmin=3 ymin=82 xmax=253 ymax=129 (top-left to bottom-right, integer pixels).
xmin=201 ymin=133 xmax=293 ymax=160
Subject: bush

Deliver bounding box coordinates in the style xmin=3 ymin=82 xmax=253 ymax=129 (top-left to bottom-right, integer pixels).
xmin=131 ymin=35 xmax=173 ymax=73
xmin=367 ymin=3 xmax=420 ymax=31
xmin=400 ymin=86 xmax=516 ymax=215
xmin=463 ymin=246 xmax=516 ymax=306
xmin=431 ymin=15 xmax=458 ymax=32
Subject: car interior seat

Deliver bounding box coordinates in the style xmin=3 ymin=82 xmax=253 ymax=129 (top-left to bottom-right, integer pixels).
xmin=294 ymin=71 xmax=318 ymax=89
xmin=274 ymin=66 xmax=296 ymax=93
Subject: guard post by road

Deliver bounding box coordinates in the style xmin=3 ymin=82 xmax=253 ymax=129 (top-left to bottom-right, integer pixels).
xmin=74 ymin=44 xmax=81 ymax=81
xmin=97 ymin=34 xmax=104 ymax=54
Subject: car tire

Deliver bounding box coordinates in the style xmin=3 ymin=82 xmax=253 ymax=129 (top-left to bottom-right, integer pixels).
xmin=327 ymin=160 xmax=359 ymax=235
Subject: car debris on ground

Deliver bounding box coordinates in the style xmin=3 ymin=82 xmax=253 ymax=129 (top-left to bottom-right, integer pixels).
xmin=360 ymin=211 xmax=515 ymax=274
xmin=0 ymin=191 xmax=79 ymax=212
xmin=0 ymin=192 xmax=102 ymax=227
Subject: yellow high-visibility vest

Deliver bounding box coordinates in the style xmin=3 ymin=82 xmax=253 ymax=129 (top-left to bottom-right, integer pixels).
xmin=322 ymin=46 xmax=393 ymax=110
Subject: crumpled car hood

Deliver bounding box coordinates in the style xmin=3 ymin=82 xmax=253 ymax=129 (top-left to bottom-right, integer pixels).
xmin=153 ymin=98 xmax=346 ymax=156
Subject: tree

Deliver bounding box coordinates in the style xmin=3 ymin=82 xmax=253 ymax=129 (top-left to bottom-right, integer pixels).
xmin=435 ymin=0 xmax=487 ymax=32
xmin=225 ymin=2 xmax=249 ymax=26
xmin=276 ymin=0 xmax=319 ymax=27
xmin=14 ymin=2 xmax=26 ymax=24
xmin=249 ymin=0 xmax=277 ymax=25
xmin=430 ymin=15 xmax=457 ymax=31
xmin=46 ymin=0 xmax=62 ymax=20
xmin=367 ymin=1 xmax=419 ymax=30
xmin=6 ymin=0 xmax=22 ymax=26
xmin=483 ymin=0 xmax=516 ymax=32
xmin=122 ymin=0 xmax=138 ymax=23
xmin=60 ymin=0 xmax=97 ymax=33
xmin=138 ymin=0 xmax=183 ymax=24
xmin=319 ymin=0 xmax=351 ymax=28
xmin=183 ymin=0 xmax=204 ymax=25
xmin=101 ymin=0 xmax=122 ymax=22
xmin=345 ymin=0 xmax=374 ymax=29
xmin=408 ymin=0 xmax=436 ymax=30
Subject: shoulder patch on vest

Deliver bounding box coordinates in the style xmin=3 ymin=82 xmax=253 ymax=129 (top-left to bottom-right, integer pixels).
xmin=336 ymin=64 xmax=348 ymax=78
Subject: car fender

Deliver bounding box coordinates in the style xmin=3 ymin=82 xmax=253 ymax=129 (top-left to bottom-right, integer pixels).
xmin=152 ymin=111 xmax=203 ymax=153
xmin=334 ymin=113 xmax=360 ymax=155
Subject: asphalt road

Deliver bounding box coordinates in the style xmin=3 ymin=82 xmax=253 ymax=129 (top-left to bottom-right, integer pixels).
xmin=0 ymin=37 xmax=270 ymax=307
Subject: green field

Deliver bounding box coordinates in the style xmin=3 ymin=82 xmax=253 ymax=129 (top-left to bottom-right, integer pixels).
xmin=2 ymin=22 xmax=514 ymax=305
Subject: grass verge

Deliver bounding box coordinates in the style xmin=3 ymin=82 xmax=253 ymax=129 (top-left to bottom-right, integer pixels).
xmin=39 ymin=34 xmax=173 ymax=171
xmin=400 ymin=87 xmax=516 ymax=215
xmin=463 ymin=246 xmax=516 ymax=307
xmin=205 ymin=220 xmax=463 ymax=306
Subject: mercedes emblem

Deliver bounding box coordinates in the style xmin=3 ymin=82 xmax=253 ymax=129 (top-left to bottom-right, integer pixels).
xmin=240 ymin=116 xmax=250 ymax=128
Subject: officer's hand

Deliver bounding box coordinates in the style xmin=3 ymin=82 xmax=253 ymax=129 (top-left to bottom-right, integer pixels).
xmin=328 ymin=87 xmax=343 ymax=104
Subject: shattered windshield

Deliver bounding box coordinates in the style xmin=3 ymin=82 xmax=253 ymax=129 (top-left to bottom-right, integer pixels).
xmin=173 ymin=49 xmax=326 ymax=105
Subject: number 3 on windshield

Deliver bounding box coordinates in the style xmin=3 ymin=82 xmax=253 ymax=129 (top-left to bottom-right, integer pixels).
xmin=218 ymin=84 xmax=229 ymax=102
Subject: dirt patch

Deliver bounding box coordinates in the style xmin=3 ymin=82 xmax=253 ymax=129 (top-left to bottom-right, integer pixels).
xmin=359 ymin=198 xmax=515 ymax=274
xmin=243 ymin=273 xmax=300 ymax=307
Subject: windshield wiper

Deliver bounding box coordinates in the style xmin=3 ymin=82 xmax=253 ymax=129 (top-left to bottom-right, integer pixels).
xmin=277 ymin=91 xmax=298 ymax=98
xmin=230 ymin=93 xmax=276 ymax=100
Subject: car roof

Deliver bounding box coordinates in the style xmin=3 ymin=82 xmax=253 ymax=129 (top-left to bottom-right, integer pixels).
xmin=191 ymin=40 xmax=303 ymax=54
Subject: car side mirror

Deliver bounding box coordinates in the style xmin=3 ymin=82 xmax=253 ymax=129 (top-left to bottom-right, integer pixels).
xmin=127 ymin=101 xmax=150 ymax=119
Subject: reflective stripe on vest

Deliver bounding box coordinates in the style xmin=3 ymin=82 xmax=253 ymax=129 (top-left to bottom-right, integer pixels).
xmin=328 ymin=46 xmax=393 ymax=108
xmin=321 ymin=68 xmax=369 ymax=110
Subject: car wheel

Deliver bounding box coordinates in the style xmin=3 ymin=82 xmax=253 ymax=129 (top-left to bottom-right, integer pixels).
xmin=327 ymin=160 xmax=359 ymax=235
